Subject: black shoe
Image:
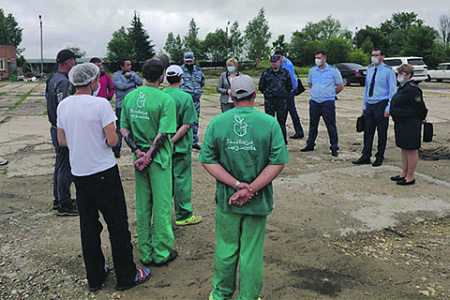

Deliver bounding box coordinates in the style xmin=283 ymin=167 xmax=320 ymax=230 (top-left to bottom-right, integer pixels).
xmin=153 ymin=250 xmax=178 ymax=267
xmin=300 ymin=145 xmax=314 ymax=152
xmin=57 ymin=203 xmax=79 ymax=216
xmin=89 ymin=266 xmax=112 ymax=292
xmin=372 ymin=159 xmax=383 ymax=167
xmin=52 ymin=200 xmax=59 ymax=210
xmin=390 ymin=175 xmax=405 ymax=182
xmin=290 ymin=133 xmax=304 ymax=139
xmin=192 ymin=144 xmax=201 ymax=151
xmin=114 ymin=151 xmax=121 ymax=158
xmin=397 ymin=178 xmax=415 ymax=186
xmin=352 ymin=157 xmax=371 ymax=165
xmin=331 ymin=150 xmax=338 ymax=157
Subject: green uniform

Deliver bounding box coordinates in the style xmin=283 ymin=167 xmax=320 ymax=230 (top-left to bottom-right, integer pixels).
xmin=199 ymin=106 xmax=289 ymax=300
xmin=121 ymin=85 xmax=176 ymax=264
xmin=163 ymin=87 xmax=198 ymax=222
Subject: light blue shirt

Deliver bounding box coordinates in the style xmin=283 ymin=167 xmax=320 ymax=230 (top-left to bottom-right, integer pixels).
xmin=308 ymin=64 xmax=343 ymax=102
xmin=281 ymin=58 xmax=297 ymax=90
xmin=363 ymin=63 xmax=397 ymax=112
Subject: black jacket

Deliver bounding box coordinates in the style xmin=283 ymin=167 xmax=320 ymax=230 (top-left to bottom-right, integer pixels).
xmin=390 ymin=81 xmax=428 ymax=122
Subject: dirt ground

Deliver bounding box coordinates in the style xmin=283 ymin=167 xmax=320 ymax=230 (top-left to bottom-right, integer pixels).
xmin=0 ymin=77 xmax=449 ymax=300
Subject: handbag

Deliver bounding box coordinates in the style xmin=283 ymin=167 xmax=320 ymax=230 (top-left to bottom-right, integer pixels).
xmin=423 ymin=122 xmax=433 ymax=142
xmin=356 ymin=114 xmax=365 ymax=132
xmin=293 ymin=70 xmax=306 ymax=96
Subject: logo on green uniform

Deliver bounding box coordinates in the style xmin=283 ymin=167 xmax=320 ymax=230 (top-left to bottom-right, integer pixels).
xmin=137 ymin=92 xmax=147 ymax=108
xmin=234 ymin=116 xmax=247 ymax=137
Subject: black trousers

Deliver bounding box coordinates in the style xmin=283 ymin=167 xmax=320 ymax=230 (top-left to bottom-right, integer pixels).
xmin=73 ymin=165 xmax=136 ymax=287
xmin=264 ymin=98 xmax=288 ymax=143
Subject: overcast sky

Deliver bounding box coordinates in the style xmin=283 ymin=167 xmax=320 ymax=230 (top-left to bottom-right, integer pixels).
xmin=2 ymin=0 xmax=449 ymax=60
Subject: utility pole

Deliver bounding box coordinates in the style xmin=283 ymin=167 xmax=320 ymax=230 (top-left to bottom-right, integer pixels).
xmin=39 ymin=15 xmax=43 ymax=74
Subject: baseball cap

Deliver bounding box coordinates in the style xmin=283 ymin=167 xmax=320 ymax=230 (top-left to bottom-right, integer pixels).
xmin=230 ymin=75 xmax=255 ymax=100
xmin=158 ymin=54 xmax=170 ymax=69
xmin=270 ymin=54 xmax=281 ymax=62
xmin=68 ymin=63 xmax=99 ymax=86
xmin=184 ymin=52 xmax=194 ymax=62
xmin=166 ymin=65 xmax=183 ymax=77
xmin=56 ymin=49 xmax=78 ymax=63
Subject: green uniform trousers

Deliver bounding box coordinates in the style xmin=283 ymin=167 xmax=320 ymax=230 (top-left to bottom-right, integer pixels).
xmin=211 ymin=207 xmax=267 ymax=300
xmin=134 ymin=160 xmax=174 ymax=264
xmin=172 ymin=152 xmax=193 ymax=221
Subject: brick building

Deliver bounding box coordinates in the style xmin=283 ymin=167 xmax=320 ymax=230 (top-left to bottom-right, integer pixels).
xmin=0 ymin=45 xmax=17 ymax=79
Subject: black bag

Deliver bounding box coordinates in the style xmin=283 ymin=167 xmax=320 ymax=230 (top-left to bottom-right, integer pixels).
xmin=423 ymin=122 xmax=433 ymax=142
xmin=293 ymin=70 xmax=306 ymax=96
xmin=356 ymin=115 xmax=365 ymax=132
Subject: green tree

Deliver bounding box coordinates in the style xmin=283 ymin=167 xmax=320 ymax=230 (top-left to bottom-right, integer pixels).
xmin=0 ymin=9 xmax=22 ymax=46
xmin=127 ymin=11 xmax=155 ymax=63
xmin=272 ymin=34 xmax=288 ymax=54
xmin=184 ymin=18 xmax=203 ymax=60
xmin=355 ymin=26 xmax=387 ymax=54
xmin=402 ymin=25 xmax=439 ymax=66
xmin=301 ymin=15 xmax=351 ymax=41
xmin=229 ymin=21 xmax=245 ymax=60
xmin=106 ymin=27 xmax=134 ymax=64
xmin=66 ymin=44 xmax=86 ymax=58
xmin=321 ymin=37 xmax=352 ymax=64
xmin=202 ymin=29 xmax=228 ymax=62
xmin=348 ymin=48 xmax=369 ymax=65
xmin=244 ymin=8 xmax=272 ymax=61
xmin=288 ymin=31 xmax=321 ymax=66
xmin=164 ymin=32 xmax=184 ymax=64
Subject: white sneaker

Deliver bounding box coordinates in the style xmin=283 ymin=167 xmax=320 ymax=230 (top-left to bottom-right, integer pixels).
xmin=0 ymin=156 xmax=8 ymax=165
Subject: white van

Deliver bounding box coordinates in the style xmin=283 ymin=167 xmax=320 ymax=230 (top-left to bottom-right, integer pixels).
xmin=383 ymin=57 xmax=428 ymax=83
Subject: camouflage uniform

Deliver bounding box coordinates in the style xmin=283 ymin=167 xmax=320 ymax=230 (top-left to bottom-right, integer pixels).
xmin=258 ymin=67 xmax=293 ymax=143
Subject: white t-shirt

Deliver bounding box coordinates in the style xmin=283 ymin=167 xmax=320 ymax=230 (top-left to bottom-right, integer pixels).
xmin=227 ymin=76 xmax=234 ymax=103
xmin=57 ymin=94 xmax=117 ymax=176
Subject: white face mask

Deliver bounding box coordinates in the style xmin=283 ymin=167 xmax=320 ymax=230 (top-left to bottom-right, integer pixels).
xmin=371 ymin=56 xmax=380 ymax=65
xmin=227 ymin=66 xmax=235 ymax=73
xmin=315 ymin=58 xmax=322 ymax=66
xmin=397 ymin=75 xmax=405 ymax=84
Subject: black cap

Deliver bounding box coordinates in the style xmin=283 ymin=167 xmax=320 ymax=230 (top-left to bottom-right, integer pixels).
xmin=56 ymin=49 xmax=78 ymax=63
xmin=270 ymin=54 xmax=281 ymax=62
xmin=142 ymin=58 xmax=165 ymax=80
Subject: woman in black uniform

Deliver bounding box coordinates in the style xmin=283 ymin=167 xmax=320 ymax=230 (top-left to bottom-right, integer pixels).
xmin=390 ymin=64 xmax=428 ymax=186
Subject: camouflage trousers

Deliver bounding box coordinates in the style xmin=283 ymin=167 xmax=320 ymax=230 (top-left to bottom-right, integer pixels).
xmin=264 ymin=98 xmax=288 ymax=143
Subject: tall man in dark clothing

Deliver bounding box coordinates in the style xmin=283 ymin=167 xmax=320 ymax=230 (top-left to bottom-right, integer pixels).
xmin=45 ymin=49 xmax=78 ymax=216
xmin=259 ymin=54 xmax=293 ymax=144
xmin=274 ymin=49 xmax=304 ymax=139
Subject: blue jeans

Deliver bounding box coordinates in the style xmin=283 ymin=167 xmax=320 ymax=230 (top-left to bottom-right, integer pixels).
xmin=306 ymin=100 xmax=339 ymax=151
xmin=362 ymin=101 xmax=389 ymax=161
xmin=192 ymin=95 xmax=201 ymax=146
xmin=287 ymin=91 xmax=304 ymax=135
xmin=50 ymin=127 xmax=73 ymax=206
xmin=112 ymin=107 xmax=122 ymax=154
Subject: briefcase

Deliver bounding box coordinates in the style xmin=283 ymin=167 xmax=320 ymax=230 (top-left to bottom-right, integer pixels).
xmin=423 ymin=122 xmax=433 ymax=142
xmin=356 ymin=115 xmax=365 ymax=133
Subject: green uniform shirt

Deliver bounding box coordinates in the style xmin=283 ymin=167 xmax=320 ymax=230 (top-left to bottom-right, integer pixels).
xmin=121 ymin=85 xmax=176 ymax=169
xmin=163 ymin=87 xmax=198 ymax=154
xmin=199 ymin=106 xmax=290 ymax=216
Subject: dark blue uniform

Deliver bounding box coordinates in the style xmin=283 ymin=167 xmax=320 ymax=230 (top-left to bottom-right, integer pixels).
xmin=390 ymin=81 xmax=428 ymax=150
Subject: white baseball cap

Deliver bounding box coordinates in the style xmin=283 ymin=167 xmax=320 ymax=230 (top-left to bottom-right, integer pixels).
xmin=166 ymin=65 xmax=183 ymax=77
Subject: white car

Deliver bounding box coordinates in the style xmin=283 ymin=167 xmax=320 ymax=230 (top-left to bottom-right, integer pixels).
xmin=427 ymin=63 xmax=450 ymax=82
xmin=383 ymin=57 xmax=428 ymax=83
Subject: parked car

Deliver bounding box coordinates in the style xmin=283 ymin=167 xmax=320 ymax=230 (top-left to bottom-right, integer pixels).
xmin=332 ymin=63 xmax=366 ymax=86
xmin=427 ymin=63 xmax=450 ymax=82
xmin=383 ymin=57 xmax=428 ymax=84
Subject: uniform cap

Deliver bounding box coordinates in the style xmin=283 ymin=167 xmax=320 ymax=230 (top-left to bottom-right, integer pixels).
xmin=230 ymin=75 xmax=255 ymax=100
xmin=68 ymin=63 xmax=99 ymax=86
xmin=270 ymin=54 xmax=281 ymax=62
xmin=184 ymin=52 xmax=194 ymax=61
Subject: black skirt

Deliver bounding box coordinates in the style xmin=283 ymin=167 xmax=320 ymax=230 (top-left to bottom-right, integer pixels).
xmin=394 ymin=117 xmax=422 ymax=150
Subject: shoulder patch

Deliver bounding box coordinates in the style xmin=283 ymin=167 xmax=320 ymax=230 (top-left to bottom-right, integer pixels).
xmin=415 ymin=94 xmax=422 ymax=102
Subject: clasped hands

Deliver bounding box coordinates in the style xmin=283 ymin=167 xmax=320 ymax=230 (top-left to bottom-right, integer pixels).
xmin=133 ymin=149 xmax=153 ymax=171
xmin=229 ymin=182 xmax=256 ymax=207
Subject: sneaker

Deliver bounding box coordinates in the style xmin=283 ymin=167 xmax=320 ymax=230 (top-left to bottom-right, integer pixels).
xmin=331 ymin=150 xmax=339 ymax=157
xmin=153 ymin=250 xmax=178 ymax=267
xmin=52 ymin=200 xmax=59 ymax=210
xmin=175 ymin=215 xmax=203 ymax=226
xmin=56 ymin=203 xmax=79 ymax=216
xmin=89 ymin=265 xmax=112 ymax=292
xmin=192 ymin=144 xmax=201 ymax=151
xmin=300 ymin=145 xmax=314 ymax=152
xmin=0 ymin=156 xmax=8 ymax=165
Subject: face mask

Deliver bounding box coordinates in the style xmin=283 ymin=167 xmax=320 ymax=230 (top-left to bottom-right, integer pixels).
xmin=186 ymin=64 xmax=194 ymax=71
xmin=315 ymin=58 xmax=322 ymax=66
xmin=227 ymin=66 xmax=235 ymax=73
xmin=371 ymin=56 xmax=380 ymax=65
xmin=397 ymin=76 xmax=405 ymax=84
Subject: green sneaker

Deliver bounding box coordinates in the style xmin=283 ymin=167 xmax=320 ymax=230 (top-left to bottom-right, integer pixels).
xmin=175 ymin=215 xmax=203 ymax=226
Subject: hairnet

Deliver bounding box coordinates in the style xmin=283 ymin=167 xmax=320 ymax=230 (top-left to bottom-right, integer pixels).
xmin=69 ymin=63 xmax=100 ymax=86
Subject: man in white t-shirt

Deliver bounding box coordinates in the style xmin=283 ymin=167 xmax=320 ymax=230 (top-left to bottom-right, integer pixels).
xmin=57 ymin=63 xmax=150 ymax=292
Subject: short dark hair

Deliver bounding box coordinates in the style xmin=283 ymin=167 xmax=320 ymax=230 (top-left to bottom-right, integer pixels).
xmin=167 ymin=75 xmax=182 ymax=84
xmin=141 ymin=58 xmax=164 ymax=82
xmin=373 ymin=48 xmax=386 ymax=56
xmin=119 ymin=58 xmax=131 ymax=67
xmin=274 ymin=49 xmax=284 ymax=56
xmin=90 ymin=57 xmax=102 ymax=64
xmin=315 ymin=49 xmax=327 ymax=56
xmin=231 ymin=90 xmax=255 ymax=103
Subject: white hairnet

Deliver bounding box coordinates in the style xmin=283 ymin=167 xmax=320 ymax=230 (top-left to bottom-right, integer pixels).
xmin=68 ymin=63 xmax=99 ymax=86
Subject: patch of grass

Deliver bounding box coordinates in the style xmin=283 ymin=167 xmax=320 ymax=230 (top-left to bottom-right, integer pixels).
xmin=0 ymin=92 xmax=6 ymax=97
xmin=8 ymin=89 xmax=32 ymax=111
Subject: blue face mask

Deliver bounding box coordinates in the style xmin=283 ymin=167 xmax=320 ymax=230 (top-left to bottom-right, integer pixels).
xmin=227 ymin=66 xmax=235 ymax=73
